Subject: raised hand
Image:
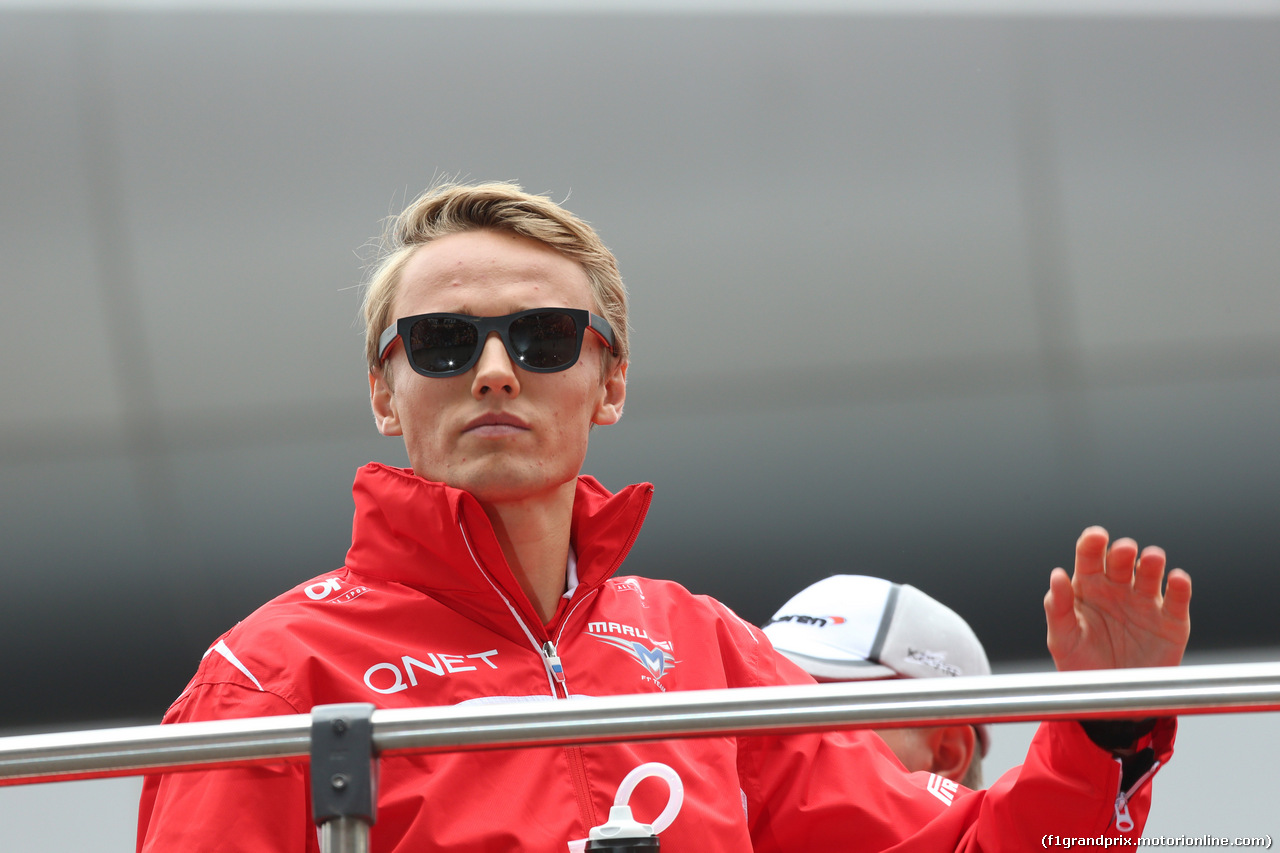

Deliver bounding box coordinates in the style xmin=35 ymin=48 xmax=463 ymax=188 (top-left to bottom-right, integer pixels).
xmin=1044 ymin=526 xmax=1192 ymax=672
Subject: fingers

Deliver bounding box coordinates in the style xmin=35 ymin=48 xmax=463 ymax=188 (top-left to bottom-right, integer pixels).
xmin=1044 ymin=566 xmax=1076 ymax=628
xmin=1073 ymin=526 xmax=1111 ymax=578
xmin=1079 ymin=532 xmax=1188 ymax=619
xmin=1103 ymin=537 xmax=1140 ymax=585
xmin=1163 ymin=568 xmax=1193 ymax=622
xmin=1132 ymin=546 xmax=1168 ymax=597
xmin=1045 ymin=567 xmax=1083 ymax=666
xmin=1075 ymin=527 xmax=1156 ymax=590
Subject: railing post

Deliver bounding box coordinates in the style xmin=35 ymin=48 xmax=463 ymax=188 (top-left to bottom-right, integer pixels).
xmin=311 ymin=703 xmax=378 ymax=853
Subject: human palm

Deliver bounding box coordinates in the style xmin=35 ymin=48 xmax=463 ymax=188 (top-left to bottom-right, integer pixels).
xmin=1044 ymin=526 xmax=1192 ymax=671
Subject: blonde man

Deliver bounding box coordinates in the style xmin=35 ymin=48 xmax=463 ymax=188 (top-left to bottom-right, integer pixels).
xmin=138 ymin=181 xmax=1192 ymax=852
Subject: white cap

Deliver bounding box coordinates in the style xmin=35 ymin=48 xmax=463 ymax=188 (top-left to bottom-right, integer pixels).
xmin=762 ymin=575 xmax=991 ymax=755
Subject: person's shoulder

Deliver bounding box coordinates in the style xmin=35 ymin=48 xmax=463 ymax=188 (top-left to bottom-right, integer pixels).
xmin=603 ymin=575 xmax=712 ymax=607
xmin=602 ymin=576 xmax=764 ymax=640
xmin=237 ymin=563 xmax=421 ymax=628
xmin=170 ymin=567 xmax=392 ymax=714
xmin=599 ymin=576 xmax=796 ymax=690
xmin=256 ymin=567 xmax=385 ymax=613
xmin=218 ymin=568 xmax=365 ymax=639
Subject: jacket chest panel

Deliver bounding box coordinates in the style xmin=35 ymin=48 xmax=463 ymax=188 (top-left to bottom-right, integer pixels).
xmin=354 ymin=641 xmax=541 ymax=705
xmin=305 ymin=593 xmax=560 ymax=706
xmin=554 ymin=594 xmax=730 ymax=697
xmin=563 ymin=619 xmax=681 ymax=694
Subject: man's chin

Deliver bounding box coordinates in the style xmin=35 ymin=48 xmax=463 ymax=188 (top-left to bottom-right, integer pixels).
xmin=433 ymin=464 xmax=579 ymax=505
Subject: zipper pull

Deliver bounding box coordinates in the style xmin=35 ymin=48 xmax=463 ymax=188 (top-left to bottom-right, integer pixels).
xmin=542 ymin=640 xmax=567 ymax=685
xmin=1114 ymin=791 xmax=1134 ymax=833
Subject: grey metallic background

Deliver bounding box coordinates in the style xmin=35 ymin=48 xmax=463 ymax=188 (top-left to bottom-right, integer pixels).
xmin=1 ymin=4 xmax=1277 ymax=739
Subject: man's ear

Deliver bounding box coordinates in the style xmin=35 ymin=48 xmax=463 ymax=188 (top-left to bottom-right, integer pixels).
xmin=369 ymin=369 xmax=403 ymax=436
xmin=592 ymin=358 xmax=628 ymax=426
xmin=927 ymin=725 xmax=977 ymax=786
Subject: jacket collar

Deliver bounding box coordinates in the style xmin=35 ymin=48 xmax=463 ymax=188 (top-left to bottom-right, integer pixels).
xmin=343 ymin=463 xmax=654 ymax=638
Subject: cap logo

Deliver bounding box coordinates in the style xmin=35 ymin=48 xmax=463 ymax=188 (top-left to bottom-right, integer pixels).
xmin=906 ymin=647 xmax=961 ymax=677
xmin=765 ymin=613 xmax=847 ymax=628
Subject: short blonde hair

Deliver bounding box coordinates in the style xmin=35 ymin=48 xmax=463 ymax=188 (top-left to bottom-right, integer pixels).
xmin=361 ymin=181 xmax=630 ymax=375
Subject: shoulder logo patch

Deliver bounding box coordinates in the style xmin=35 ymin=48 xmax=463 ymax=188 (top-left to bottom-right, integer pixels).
xmin=613 ymin=578 xmax=649 ymax=608
xmin=303 ymin=577 xmax=370 ymax=604
xmin=926 ymin=773 xmax=958 ymax=806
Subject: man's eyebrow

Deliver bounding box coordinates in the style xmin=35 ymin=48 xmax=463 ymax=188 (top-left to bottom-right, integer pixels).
xmin=446 ymin=306 xmax=541 ymax=317
xmin=428 ymin=305 xmax=481 ymax=317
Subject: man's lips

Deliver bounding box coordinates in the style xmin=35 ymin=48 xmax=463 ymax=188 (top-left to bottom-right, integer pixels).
xmin=463 ymin=413 xmax=531 ymax=436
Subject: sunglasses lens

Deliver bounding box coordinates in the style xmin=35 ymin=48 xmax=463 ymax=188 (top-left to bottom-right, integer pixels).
xmin=409 ymin=317 xmax=479 ymax=374
xmin=508 ymin=311 xmax=581 ymax=370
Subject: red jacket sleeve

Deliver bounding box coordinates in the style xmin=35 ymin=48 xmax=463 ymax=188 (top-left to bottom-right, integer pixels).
xmin=136 ymin=681 xmax=315 ymax=853
xmin=741 ymin=716 xmax=1174 ymax=852
xmin=723 ymin=604 xmax=1176 ymax=852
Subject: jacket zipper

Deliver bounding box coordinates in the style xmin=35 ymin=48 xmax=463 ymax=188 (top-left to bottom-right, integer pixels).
xmin=541 ymin=640 xmax=568 ymax=696
xmin=549 ymin=498 xmax=652 ymax=835
xmin=1114 ymin=791 xmax=1134 ymax=834
xmin=545 ymin=637 xmax=600 ymax=830
xmin=459 ymin=505 xmax=643 ymax=834
xmin=1113 ymin=756 xmax=1162 ymax=833
xmin=456 ymin=518 xmax=562 ymax=697
xmin=484 ymin=581 xmax=599 ymax=830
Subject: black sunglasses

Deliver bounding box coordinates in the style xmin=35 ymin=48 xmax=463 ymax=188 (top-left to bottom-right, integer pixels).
xmin=378 ymin=308 xmax=618 ymax=378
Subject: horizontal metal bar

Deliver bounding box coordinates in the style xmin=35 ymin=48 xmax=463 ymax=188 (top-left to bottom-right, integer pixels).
xmin=3 ymin=661 xmax=1279 ymax=787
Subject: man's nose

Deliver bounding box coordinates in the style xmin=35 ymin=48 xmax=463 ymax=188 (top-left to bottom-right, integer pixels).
xmin=471 ymin=332 xmax=521 ymax=398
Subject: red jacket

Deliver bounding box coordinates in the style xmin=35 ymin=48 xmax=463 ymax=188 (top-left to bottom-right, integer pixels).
xmin=137 ymin=463 xmax=1173 ymax=852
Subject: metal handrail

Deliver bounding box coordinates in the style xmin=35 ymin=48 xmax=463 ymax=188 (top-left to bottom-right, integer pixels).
xmin=3 ymin=661 xmax=1279 ymax=788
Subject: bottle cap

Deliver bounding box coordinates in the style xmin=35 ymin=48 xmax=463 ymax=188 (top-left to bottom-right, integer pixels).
xmin=588 ymin=805 xmax=654 ymax=841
